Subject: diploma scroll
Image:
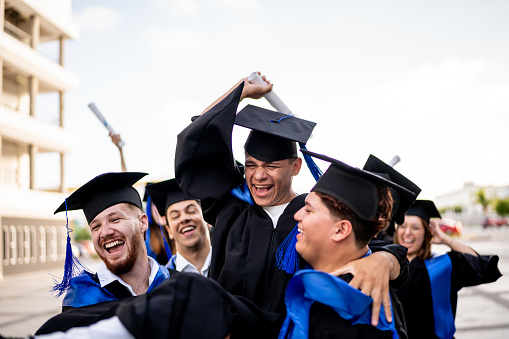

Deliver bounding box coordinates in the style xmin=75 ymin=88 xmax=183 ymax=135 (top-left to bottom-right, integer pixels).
xmin=87 ymin=103 xmax=125 ymax=148
xmin=247 ymin=72 xmax=292 ymax=115
xmin=388 ymin=155 xmax=401 ymax=167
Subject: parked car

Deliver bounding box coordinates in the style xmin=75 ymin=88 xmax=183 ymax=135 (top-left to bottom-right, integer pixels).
xmin=438 ymin=218 xmax=462 ymax=236
xmin=482 ymin=216 xmax=508 ymax=228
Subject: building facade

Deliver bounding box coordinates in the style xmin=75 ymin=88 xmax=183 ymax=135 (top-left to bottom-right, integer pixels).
xmin=436 ymin=182 xmax=509 ymax=226
xmin=0 ymin=0 xmax=78 ymax=277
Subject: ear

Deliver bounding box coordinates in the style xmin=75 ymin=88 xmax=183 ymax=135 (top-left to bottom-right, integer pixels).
xmin=292 ymin=157 xmax=303 ymax=176
xmin=331 ymin=220 xmax=353 ymax=242
xmin=166 ymin=225 xmax=175 ymax=240
xmin=139 ymin=214 xmax=149 ymax=233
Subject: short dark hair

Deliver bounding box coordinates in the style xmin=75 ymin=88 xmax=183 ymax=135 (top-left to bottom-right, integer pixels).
xmin=316 ymin=184 xmax=393 ymax=247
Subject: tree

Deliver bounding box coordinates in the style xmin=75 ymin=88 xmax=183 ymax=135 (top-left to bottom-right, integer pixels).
xmin=495 ymin=198 xmax=509 ymax=216
xmin=476 ymin=189 xmax=491 ymax=214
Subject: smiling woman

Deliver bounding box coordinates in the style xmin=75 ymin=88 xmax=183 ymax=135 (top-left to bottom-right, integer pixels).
xmin=394 ymin=200 xmax=502 ymax=339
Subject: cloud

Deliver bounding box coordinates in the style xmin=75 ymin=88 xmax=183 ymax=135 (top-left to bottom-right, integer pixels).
xmin=210 ymin=0 xmax=261 ymax=11
xmin=73 ymin=6 xmax=121 ymax=33
xmin=153 ymin=0 xmax=200 ymax=17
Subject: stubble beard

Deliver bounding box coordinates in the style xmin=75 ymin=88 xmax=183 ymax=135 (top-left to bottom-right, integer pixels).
xmin=99 ymin=231 xmax=142 ymax=276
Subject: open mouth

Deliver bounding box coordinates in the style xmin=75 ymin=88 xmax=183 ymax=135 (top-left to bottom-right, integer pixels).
xmin=180 ymin=225 xmax=196 ymax=235
xmin=298 ymin=227 xmax=304 ymax=234
xmin=401 ymin=239 xmax=414 ymax=246
xmin=253 ymin=184 xmax=273 ymax=197
xmin=104 ymin=239 xmax=125 ymax=253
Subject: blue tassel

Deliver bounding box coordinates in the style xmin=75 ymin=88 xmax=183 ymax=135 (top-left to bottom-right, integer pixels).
xmin=275 ymin=145 xmax=322 ymax=275
xmin=275 ymin=223 xmax=300 ymax=274
xmin=299 ymin=143 xmax=323 ymax=181
xmin=51 ymin=199 xmax=90 ymax=297
xmin=146 ymin=195 xmax=172 ymax=262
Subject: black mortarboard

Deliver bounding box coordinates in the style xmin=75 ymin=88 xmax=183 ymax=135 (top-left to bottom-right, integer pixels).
xmin=406 ymin=200 xmax=441 ymax=224
xmin=235 ymin=105 xmax=316 ymax=162
xmin=54 ymin=172 xmax=147 ymax=224
xmin=363 ymin=154 xmax=421 ymax=225
xmin=145 ymin=179 xmax=198 ymax=217
xmin=301 ymin=150 xmax=414 ymax=221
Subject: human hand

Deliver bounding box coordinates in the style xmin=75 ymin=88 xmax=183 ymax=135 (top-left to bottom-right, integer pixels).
xmin=430 ymin=219 xmax=449 ymax=245
xmin=109 ymin=131 xmax=124 ymax=150
xmin=331 ymin=252 xmax=393 ymax=326
xmin=240 ymin=72 xmax=273 ymax=100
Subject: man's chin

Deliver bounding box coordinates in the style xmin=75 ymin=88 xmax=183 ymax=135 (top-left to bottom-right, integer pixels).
xmin=106 ymin=258 xmax=135 ymax=276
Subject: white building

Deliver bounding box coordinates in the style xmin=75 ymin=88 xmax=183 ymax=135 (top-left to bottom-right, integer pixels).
xmin=0 ymin=0 xmax=78 ymax=277
xmin=436 ymin=182 xmax=509 ymax=226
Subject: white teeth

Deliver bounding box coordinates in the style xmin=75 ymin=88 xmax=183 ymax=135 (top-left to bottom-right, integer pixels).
xmin=105 ymin=240 xmax=124 ymax=249
xmin=298 ymin=228 xmax=304 ymax=234
xmin=255 ymin=185 xmax=271 ymax=189
xmin=181 ymin=226 xmax=195 ymax=234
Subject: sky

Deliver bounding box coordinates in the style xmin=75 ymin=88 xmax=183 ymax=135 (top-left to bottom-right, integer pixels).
xmin=39 ymin=0 xmax=509 ymax=203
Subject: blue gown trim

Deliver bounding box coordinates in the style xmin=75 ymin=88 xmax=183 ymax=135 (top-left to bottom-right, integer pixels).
xmin=424 ymin=253 xmax=455 ymax=339
xmin=166 ymin=255 xmax=177 ymax=270
xmin=62 ymin=264 xmax=170 ymax=308
xmin=278 ymin=267 xmax=398 ymax=339
xmin=230 ymin=181 xmax=254 ymax=206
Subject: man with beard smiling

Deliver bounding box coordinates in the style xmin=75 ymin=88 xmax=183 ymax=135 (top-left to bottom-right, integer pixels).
xmin=175 ymin=74 xmax=409 ymax=328
xmin=145 ymin=179 xmax=211 ymax=276
xmin=54 ymin=172 xmax=173 ymax=311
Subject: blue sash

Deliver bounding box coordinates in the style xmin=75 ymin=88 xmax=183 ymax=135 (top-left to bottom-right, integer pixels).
xmin=424 ymin=253 xmax=455 ymax=339
xmin=62 ymin=264 xmax=170 ymax=308
xmin=278 ymin=269 xmax=399 ymax=339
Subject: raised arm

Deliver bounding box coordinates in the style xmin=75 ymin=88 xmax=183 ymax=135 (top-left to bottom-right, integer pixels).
xmin=430 ymin=219 xmax=477 ymax=256
xmin=109 ymin=132 xmax=127 ymax=172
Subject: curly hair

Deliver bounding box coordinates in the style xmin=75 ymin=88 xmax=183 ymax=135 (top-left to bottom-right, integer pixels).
xmin=315 ymin=184 xmax=393 ymax=247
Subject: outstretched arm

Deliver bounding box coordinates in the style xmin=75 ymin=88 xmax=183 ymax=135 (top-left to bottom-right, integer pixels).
xmin=109 ymin=132 xmax=127 ymax=172
xmin=331 ymin=251 xmax=400 ymax=326
xmin=430 ymin=219 xmax=477 ymax=256
xmin=200 ymin=72 xmax=273 ymax=115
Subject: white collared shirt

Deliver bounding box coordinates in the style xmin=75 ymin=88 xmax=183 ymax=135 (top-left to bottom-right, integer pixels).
xmin=174 ymin=247 xmax=212 ymax=277
xmin=96 ymin=256 xmax=160 ymax=296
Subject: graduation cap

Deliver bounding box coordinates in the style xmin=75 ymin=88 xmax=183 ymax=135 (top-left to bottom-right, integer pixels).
xmin=52 ymin=172 xmax=147 ymax=297
xmin=406 ymin=200 xmax=441 ymax=224
xmin=302 ymin=150 xmax=415 ymax=221
xmin=235 ymin=105 xmax=316 ymax=162
xmin=363 ymin=154 xmax=421 ymax=225
xmin=55 ymin=172 xmax=147 ymax=224
xmin=145 ymin=179 xmax=198 ymax=217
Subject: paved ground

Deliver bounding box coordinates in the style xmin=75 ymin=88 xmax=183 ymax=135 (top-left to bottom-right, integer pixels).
xmin=0 ymin=227 xmax=508 ymax=338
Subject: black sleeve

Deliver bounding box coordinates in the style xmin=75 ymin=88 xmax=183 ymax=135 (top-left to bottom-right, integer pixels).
xmin=369 ymin=239 xmax=409 ymax=288
xmin=309 ymin=302 xmax=393 ymax=339
xmin=175 ymin=83 xmax=245 ymax=218
xmin=449 ymin=251 xmax=502 ymax=292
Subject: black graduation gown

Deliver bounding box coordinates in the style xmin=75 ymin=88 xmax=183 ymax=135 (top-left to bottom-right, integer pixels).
xmin=175 ymin=83 xmax=409 ymax=317
xmin=396 ymin=251 xmax=501 ymax=339
xmin=36 ymin=273 xmax=279 ymax=339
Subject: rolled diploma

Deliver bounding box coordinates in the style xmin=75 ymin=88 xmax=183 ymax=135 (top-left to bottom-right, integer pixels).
xmin=388 ymin=155 xmax=401 ymax=167
xmin=87 ymin=103 xmax=125 ymax=147
xmin=247 ymin=72 xmax=292 ymax=115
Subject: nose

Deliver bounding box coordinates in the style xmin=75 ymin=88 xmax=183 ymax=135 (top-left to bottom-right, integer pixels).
xmin=100 ymin=223 xmax=115 ymax=238
xmin=253 ymin=167 xmax=268 ymax=181
xmin=403 ymin=227 xmax=412 ymax=236
xmin=294 ymin=207 xmax=304 ymax=222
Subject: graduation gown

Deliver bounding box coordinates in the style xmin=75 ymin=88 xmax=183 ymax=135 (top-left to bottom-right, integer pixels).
xmin=175 ymin=83 xmax=409 ymax=317
xmin=278 ymin=270 xmax=406 ymax=339
xmin=61 ymin=264 xmax=171 ymax=310
xmin=396 ymin=251 xmax=501 ymax=339
xmin=37 ymin=272 xmax=279 ymax=339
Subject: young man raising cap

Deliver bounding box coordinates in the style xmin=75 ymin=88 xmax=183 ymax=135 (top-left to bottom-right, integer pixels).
xmin=175 ymin=74 xmax=409 ymax=326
